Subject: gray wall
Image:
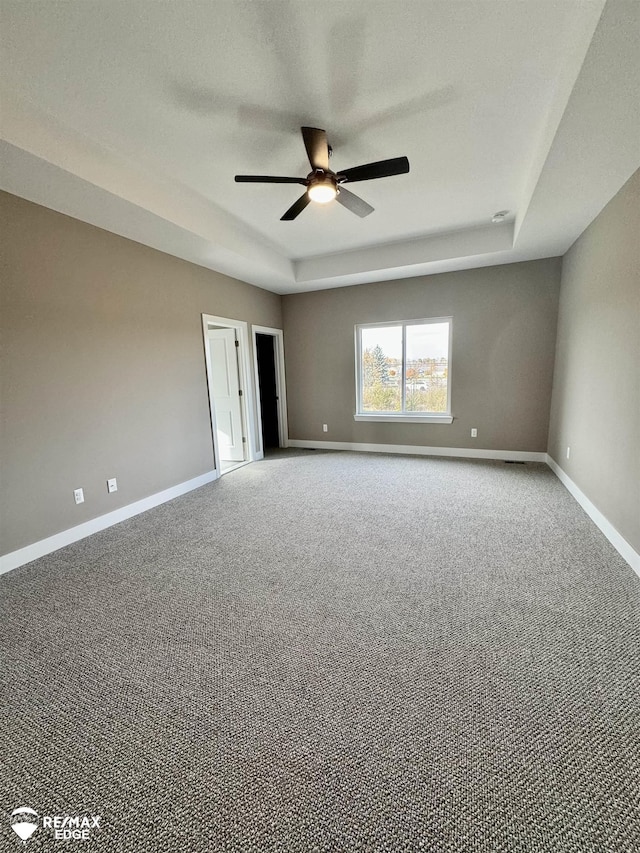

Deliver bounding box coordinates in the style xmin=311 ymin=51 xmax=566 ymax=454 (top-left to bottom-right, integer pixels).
xmin=0 ymin=191 xmax=282 ymax=555
xmin=548 ymin=169 xmax=640 ymax=553
xmin=5 ymin=175 xmax=636 ymax=560
xmin=282 ymin=259 xmax=561 ymax=452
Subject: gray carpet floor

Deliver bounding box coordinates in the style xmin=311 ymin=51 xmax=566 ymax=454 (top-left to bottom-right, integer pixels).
xmin=1 ymin=450 xmax=638 ymax=852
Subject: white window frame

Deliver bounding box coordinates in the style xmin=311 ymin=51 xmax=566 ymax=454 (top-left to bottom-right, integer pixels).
xmin=354 ymin=317 xmax=453 ymax=424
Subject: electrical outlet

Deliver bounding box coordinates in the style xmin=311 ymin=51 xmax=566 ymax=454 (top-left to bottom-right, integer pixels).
xmin=74 ymin=488 xmax=84 ymax=505
xmin=322 ymin=424 xmax=328 ymax=432
xmin=566 ymin=446 xmax=571 ymax=460
xmin=107 ymin=478 xmax=118 ymax=493
xmin=471 ymin=428 xmax=478 ymax=438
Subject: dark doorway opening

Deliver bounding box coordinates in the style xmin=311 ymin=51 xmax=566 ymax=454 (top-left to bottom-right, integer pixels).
xmin=256 ymin=333 xmax=280 ymax=451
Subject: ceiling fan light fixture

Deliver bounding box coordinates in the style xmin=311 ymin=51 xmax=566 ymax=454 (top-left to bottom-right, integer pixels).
xmin=308 ymin=180 xmax=337 ymax=204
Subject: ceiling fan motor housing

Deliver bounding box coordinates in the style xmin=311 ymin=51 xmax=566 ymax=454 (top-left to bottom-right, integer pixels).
xmin=307 ymin=170 xmax=338 ymax=203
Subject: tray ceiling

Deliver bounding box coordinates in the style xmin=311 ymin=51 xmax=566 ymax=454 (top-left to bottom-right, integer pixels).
xmin=1 ymin=0 xmax=638 ymax=293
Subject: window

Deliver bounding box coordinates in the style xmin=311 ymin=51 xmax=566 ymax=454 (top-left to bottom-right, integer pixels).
xmin=355 ymin=318 xmax=452 ymax=423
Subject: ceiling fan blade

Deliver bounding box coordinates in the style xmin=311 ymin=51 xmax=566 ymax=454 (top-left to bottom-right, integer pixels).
xmin=235 ymin=175 xmax=307 ymax=184
xmin=281 ymin=193 xmax=311 ymax=221
xmin=301 ymin=126 xmax=330 ymax=171
xmin=336 ymin=187 xmax=374 ymax=218
xmin=338 ymin=156 xmax=410 ymax=183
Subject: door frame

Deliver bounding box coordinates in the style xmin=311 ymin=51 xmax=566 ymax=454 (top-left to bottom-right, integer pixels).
xmin=252 ymin=325 xmax=289 ymax=455
xmin=202 ymin=314 xmax=258 ymax=475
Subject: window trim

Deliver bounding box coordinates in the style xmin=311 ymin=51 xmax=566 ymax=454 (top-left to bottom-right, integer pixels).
xmin=354 ymin=317 xmax=453 ymax=423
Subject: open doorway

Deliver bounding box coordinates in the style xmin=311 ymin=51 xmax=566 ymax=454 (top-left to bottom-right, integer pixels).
xmin=202 ymin=315 xmax=257 ymax=475
xmin=252 ymin=325 xmax=288 ymax=456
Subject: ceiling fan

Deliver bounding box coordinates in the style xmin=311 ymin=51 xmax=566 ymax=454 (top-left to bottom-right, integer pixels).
xmin=235 ymin=126 xmax=410 ymax=221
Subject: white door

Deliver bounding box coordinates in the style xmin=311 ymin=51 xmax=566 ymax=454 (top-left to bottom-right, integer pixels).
xmin=208 ymin=329 xmax=245 ymax=462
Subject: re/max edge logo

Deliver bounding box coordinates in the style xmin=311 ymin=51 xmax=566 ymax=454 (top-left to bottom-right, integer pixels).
xmin=43 ymin=814 xmax=102 ymax=840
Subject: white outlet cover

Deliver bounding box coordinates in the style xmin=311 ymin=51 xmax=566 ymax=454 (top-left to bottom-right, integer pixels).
xmin=74 ymin=488 xmax=84 ymax=504
xmin=107 ymin=478 xmax=118 ymax=493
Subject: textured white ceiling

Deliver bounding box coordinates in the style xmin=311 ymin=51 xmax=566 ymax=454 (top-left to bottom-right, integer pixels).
xmin=1 ymin=0 xmax=638 ymax=292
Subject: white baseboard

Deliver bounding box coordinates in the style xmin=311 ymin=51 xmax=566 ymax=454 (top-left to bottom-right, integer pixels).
xmin=287 ymin=438 xmax=547 ymax=463
xmin=545 ymin=455 xmax=639 ymax=577
xmin=0 ymin=470 xmax=217 ymax=576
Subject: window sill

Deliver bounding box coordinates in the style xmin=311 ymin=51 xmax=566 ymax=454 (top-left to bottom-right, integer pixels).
xmin=354 ymin=413 xmax=453 ymax=424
